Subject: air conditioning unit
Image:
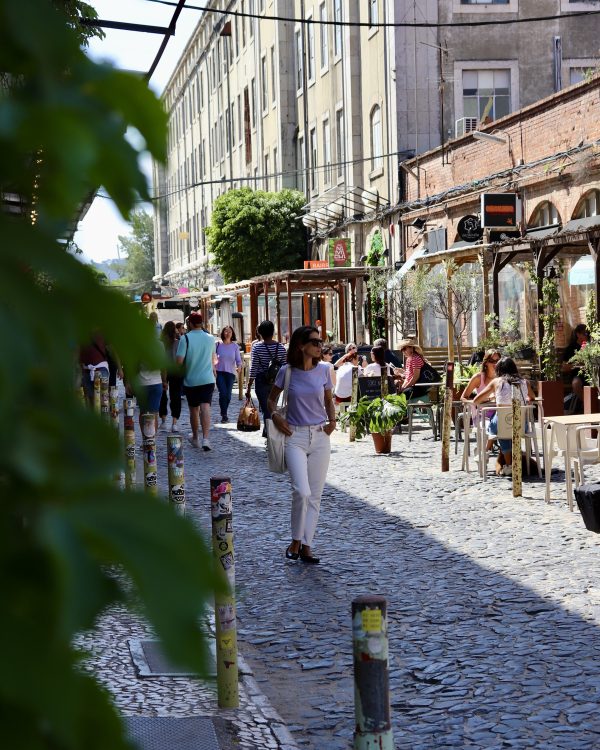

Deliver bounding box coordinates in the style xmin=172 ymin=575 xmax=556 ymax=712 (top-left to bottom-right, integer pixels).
xmin=455 ymin=117 xmax=478 ymax=138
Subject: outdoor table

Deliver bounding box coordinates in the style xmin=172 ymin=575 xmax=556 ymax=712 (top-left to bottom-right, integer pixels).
xmin=543 ymin=413 xmax=600 ymax=511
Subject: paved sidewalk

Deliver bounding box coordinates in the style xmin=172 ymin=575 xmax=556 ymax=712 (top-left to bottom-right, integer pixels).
xmin=79 ymin=392 xmax=600 ymax=749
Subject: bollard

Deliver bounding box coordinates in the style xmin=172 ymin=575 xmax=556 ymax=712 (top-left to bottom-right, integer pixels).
xmin=380 ymin=370 xmax=388 ymax=397
xmin=352 ymin=595 xmax=393 ymax=750
xmin=93 ymin=371 xmax=102 ymax=413
xmin=441 ymin=361 xmax=455 ymax=472
xmin=512 ymin=386 xmax=522 ymax=497
xmin=167 ymin=435 xmax=185 ymax=515
xmin=123 ymin=398 xmax=136 ymax=490
xmin=109 ymin=387 xmax=120 ymax=429
xmin=141 ymin=413 xmax=158 ymax=495
xmin=349 ymin=366 xmax=359 ymax=443
xmin=210 ymin=476 xmax=239 ymax=709
xmin=100 ymin=370 xmax=110 ymax=420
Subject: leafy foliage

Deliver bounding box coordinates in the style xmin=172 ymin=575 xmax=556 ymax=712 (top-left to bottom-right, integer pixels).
xmin=480 ymin=311 xmax=536 ymax=358
xmin=52 ymin=1 xmax=105 ymax=45
xmin=339 ymin=394 xmax=407 ymax=439
xmin=117 ymin=209 xmax=155 ymax=284
xmin=205 ymin=187 xmax=307 ymax=282
xmin=528 ymin=269 xmax=562 ymax=380
xmin=0 ymin=3 xmax=219 ymax=749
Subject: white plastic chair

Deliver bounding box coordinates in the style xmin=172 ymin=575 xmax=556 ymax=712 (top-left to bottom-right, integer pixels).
xmin=544 ymin=421 xmax=594 ymax=511
xmin=572 ymin=425 xmax=600 ymax=487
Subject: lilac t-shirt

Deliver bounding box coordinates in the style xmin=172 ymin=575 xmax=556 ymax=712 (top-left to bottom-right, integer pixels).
xmin=274 ymin=363 xmax=333 ymax=426
xmin=216 ymin=342 xmax=242 ymax=374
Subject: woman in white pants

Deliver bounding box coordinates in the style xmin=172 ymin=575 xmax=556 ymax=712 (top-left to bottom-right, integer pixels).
xmin=267 ymin=326 xmax=336 ymax=564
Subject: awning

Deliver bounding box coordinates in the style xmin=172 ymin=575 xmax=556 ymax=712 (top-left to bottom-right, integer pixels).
xmin=569 ymin=256 xmax=595 ymax=286
xmin=387 ymin=244 xmax=429 ymax=289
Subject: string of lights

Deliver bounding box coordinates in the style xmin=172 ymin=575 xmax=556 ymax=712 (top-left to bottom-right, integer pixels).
xmin=141 ymin=0 xmax=600 ymax=29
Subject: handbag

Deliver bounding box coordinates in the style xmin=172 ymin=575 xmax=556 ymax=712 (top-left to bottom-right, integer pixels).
xmin=266 ymin=366 xmax=291 ymax=474
xmin=417 ymin=361 xmax=442 ymax=384
xmin=237 ymin=397 xmax=261 ymax=432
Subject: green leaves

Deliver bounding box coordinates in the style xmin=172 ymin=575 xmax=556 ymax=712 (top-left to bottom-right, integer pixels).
xmin=339 ymin=394 xmax=407 ymax=439
xmin=205 ymin=187 xmax=307 ymax=282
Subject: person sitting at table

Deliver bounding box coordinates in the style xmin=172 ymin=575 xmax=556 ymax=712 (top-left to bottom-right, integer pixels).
xmin=363 ymin=345 xmax=397 ymax=378
xmin=396 ymin=338 xmax=427 ymax=399
xmin=562 ymin=323 xmax=589 ymax=415
xmin=472 ymin=356 xmax=535 ymax=477
xmin=460 ymin=349 xmax=501 ymax=451
xmin=334 ymin=350 xmax=362 ymax=403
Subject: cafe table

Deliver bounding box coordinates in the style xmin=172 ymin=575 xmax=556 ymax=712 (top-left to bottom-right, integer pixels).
xmin=543 ymin=413 xmax=600 ymax=511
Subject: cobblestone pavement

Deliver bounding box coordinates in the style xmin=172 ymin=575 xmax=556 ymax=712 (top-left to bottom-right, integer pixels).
xmin=81 ymin=393 xmax=600 ymax=749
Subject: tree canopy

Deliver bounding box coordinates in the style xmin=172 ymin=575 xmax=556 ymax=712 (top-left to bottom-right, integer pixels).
xmin=117 ymin=209 xmax=155 ymax=284
xmin=0 ymin=3 xmax=218 ymax=749
xmin=205 ymin=187 xmax=307 ymax=282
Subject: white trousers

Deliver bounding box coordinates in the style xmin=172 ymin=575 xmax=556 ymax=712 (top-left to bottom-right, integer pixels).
xmin=285 ymin=425 xmax=331 ymax=546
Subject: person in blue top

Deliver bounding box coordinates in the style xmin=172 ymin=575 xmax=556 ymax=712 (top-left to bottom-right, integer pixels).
xmin=175 ymin=311 xmax=216 ymax=451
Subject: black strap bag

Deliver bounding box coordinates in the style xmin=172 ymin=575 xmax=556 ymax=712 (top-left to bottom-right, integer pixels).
xmin=417 ymin=361 xmax=442 ymax=385
xmin=264 ymin=343 xmax=282 ymax=386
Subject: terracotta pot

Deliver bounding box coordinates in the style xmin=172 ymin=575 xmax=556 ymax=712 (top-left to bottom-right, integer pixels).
xmin=538 ymin=380 xmax=564 ymax=418
xmin=372 ymin=431 xmax=392 ymax=454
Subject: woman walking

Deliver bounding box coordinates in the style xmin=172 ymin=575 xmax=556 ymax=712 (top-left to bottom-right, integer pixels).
xmin=267 ymin=326 xmax=336 ymax=565
xmin=216 ymin=325 xmax=242 ymax=422
xmin=473 ymin=356 xmax=535 ymax=476
xmin=246 ymin=320 xmax=286 ymax=436
xmin=159 ymin=321 xmax=183 ymax=432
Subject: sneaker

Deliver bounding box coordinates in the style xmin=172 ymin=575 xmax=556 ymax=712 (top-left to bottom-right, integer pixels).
xmin=202 ymin=438 xmax=212 ymax=452
xmin=502 ymin=465 xmax=513 ymax=476
xmin=159 ymin=421 xmax=167 ymax=432
xmin=171 ymin=423 xmax=179 ymax=433
xmin=188 ymin=434 xmax=200 ymax=448
xmin=221 ymin=416 xmax=228 ymax=423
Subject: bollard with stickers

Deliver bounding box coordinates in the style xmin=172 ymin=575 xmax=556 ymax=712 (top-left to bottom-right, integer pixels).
xmin=123 ymin=398 xmax=136 ymax=490
xmin=167 ymin=435 xmax=185 ymax=515
xmin=109 ymin=386 xmax=120 ymax=429
xmin=352 ymin=595 xmax=393 ymax=750
xmin=441 ymin=361 xmax=454 ymax=473
xmin=141 ymin=413 xmax=158 ymax=495
xmin=93 ymin=370 xmax=101 ymax=413
xmin=511 ymin=385 xmax=522 ymax=497
xmin=100 ymin=370 xmax=110 ymax=420
xmin=210 ymin=476 xmax=239 ymax=709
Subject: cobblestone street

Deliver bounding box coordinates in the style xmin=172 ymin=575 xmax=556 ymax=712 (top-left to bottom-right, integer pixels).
xmin=83 ymin=395 xmax=600 ymax=749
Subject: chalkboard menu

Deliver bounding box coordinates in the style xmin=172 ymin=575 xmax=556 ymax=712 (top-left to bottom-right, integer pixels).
xmin=357 ymin=376 xmax=396 ymax=401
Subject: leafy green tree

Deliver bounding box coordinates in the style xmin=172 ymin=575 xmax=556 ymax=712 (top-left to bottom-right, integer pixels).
xmin=117 ymin=209 xmax=155 ymax=284
xmin=0 ymin=3 xmax=219 ymax=750
xmin=205 ymin=187 xmax=307 ymax=282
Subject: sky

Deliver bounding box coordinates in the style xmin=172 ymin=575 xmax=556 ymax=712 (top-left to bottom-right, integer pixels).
xmin=74 ymin=0 xmax=201 ymax=264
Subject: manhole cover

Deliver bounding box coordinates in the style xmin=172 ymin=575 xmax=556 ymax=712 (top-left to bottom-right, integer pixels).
xmin=125 ymin=716 xmax=219 ymax=750
xmin=128 ymin=638 xmax=252 ymax=678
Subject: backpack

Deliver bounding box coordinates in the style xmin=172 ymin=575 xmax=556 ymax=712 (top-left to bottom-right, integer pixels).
xmin=264 ymin=343 xmax=282 ymax=385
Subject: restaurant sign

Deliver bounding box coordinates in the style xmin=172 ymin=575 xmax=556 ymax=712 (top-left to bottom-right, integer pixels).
xmin=329 ymin=237 xmax=352 ymax=267
xmin=457 ymin=214 xmax=483 ymax=243
xmin=481 ymin=193 xmax=519 ymax=230
xmin=304 ymin=260 xmax=329 ymax=269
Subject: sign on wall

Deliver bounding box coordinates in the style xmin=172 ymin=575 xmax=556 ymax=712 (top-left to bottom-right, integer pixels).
xmin=481 ymin=193 xmax=520 ymax=230
xmin=457 ymin=214 xmax=483 ymax=243
xmin=304 ymin=260 xmax=329 ymax=269
xmin=328 ymin=237 xmax=352 ymax=267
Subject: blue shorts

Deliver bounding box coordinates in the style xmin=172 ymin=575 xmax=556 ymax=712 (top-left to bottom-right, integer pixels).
xmin=140 ymin=383 xmax=163 ymax=413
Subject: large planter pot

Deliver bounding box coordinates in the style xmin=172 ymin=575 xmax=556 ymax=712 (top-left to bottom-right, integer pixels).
xmin=372 ymin=431 xmax=392 ymax=454
xmin=538 ymin=380 xmax=564 ymax=418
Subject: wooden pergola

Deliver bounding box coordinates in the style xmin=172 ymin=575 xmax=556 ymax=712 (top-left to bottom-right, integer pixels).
xmin=243 ymin=267 xmax=369 ymax=343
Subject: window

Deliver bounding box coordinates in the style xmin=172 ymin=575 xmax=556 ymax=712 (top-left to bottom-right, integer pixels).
xmin=251 ymin=77 xmax=257 ymax=128
xmin=271 ymin=46 xmax=277 ymax=105
xmin=244 ymin=87 xmax=252 ymax=164
xmin=264 ymin=152 xmax=269 ymax=191
xmin=307 ymin=17 xmax=315 ymax=82
xmin=249 ymin=0 xmax=254 ymax=38
xmin=454 ymin=0 xmax=516 ymax=11
xmin=529 ymin=201 xmax=561 ymax=227
xmin=463 ymin=69 xmax=511 ymax=123
xmin=297 ymin=135 xmax=305 ymax=193
xmin=237 ymin=93 xmax=242 ymax=144
xmin=336 ymin=109 xmax=344 ymax=178
xmin=370 ymin=105 xmax=382 ymax=171
xmin=295 ymin=30 xmax=303 ymax=91
xmin=319 ymin=3 xmax=328 ymax=71
xmin=241 ymin=0 xmax=246 ymax=46
xmin=226 ymin=105 xmax=232 ymax=152
xmin=234 ymin=15 xmax=239 ymax=56
xmin=231 ymin=99 xmax=236 ymax=144
xmin=334 ymin=0 xmax=342 ymax=58
xmin=574 ymin=190 xmax=600 ymax=218
xmin=261 ymin=55 xmax=268 ymax=112
xmin=310 ymin=127 xmax=318 ymax=193
xmin=273 ymin=146 xmax=278 ymax=189
xmin=461 ymin=0 xmax=509 ymax=4
xmin=368 ymin=0 xmax=378 ymax=26
xmin=323 ymin=118 xmax=331 ymax=184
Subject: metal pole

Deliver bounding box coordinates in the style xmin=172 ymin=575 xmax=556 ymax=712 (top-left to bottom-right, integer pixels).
xmin=441 ymin=361 xmax=455 ymax=472
xmin=352 ymin=595 xmax=393 ymax=750
xmin=123 ymin=398 xmax=136 ymax=490
xmin=100 ymin=371 xmax=110 ymax=420
xmin=167 ymin=434 xmax=185 ymax=516
xmin=349 ymin=366 xmax=359 ymax=442
xmin=93 ymin=371 xmax=101 ymax=413
xmin=210 ymin=476 xmax=239 ymax=708
xmin=142 ymin=413 xmax=158 ymax=495
xmin=110 ymin=386 xmax=120 ymax=429
xmin=512 ymin=386 xmax=522 ymax=497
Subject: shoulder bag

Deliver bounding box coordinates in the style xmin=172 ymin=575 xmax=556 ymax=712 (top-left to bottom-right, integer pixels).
xmin=237 ymin=397 xmax=261 ymax=432
xmin=266 ymin=366 xmax=292 ymax=474
xmin=264 ymin=342 xmax=282 ymax=386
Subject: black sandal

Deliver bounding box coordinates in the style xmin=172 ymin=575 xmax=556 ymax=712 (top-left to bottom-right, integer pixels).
xmin=299 ymin=549 xmax=320 ymax=564
xmin=285 ymin=545 xmax=299 ymax=560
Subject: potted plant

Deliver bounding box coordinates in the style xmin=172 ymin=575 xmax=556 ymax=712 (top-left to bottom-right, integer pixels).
xmin=504 ymin=335 xmax=537 ymax=361
xmin=339 ymin=393 xmax=407 ymax=454
xmin=536 ymin=271 xmax=564 ymax=416
xmin=453 ymin=362 xmax=480 ymax=400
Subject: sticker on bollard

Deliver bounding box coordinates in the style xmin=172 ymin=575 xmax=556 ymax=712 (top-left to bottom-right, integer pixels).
xmin=167 ymin=435 xmax=185 ymax=515
xmin=142 ymin=413 xmax=158 ymax=495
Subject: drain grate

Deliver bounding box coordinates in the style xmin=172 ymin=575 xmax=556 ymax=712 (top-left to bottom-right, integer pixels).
xmin=125 ymin=716 xmax=220 ymax=750
xmin=128 ymin=638 xmax=252 ymax=678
